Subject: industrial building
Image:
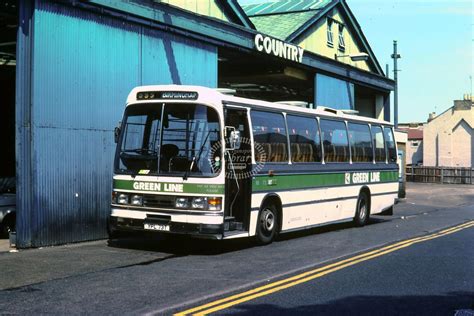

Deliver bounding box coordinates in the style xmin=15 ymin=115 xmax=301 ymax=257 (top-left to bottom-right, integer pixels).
xmin=0 ymin=0 xmax=395 ymax=247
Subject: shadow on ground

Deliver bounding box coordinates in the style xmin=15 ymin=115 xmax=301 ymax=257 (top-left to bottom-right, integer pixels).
xmin=226 ymin=292 xmax=474 ymax=316
xmin=107 ymin=217 xmax=389 ymax=256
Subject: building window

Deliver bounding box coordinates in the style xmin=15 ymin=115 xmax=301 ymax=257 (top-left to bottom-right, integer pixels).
xmin=327 ymin=19 xmax=333 ymax=47
xmin=411 ymin=141 xmax=420 ymax=147
xmin=338 ymin=24 xmax=345 ymax=51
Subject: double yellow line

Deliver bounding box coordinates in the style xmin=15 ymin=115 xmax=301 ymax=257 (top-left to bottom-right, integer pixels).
xmin=175 ymin=220 xmax=474 ymax=316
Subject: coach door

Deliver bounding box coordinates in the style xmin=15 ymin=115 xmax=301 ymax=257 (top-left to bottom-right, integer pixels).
xmin=223 ymin=107 xmax=252 ymax=235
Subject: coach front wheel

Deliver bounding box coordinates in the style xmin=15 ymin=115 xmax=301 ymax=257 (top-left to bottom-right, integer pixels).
xmin=256 ymin=204 xmax=278 ymax=245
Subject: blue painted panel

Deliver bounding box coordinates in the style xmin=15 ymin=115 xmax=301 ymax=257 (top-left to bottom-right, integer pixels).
xmin=17 ymin=0 xmax=218 ymax=247
xmin=315 ymin=73 xmax=354 ymax=110
xmin=28 ymin=1 xmax=141 ymax=246
xmin=16 ymin=0 xmax=35 ymax=248
xmin=33 ymin=128 xmax=114 ymax=243
xmin=141 ymin=28 xmax=217 ymax=87
xmin=33 ymin=4 xmax=141 ymax=130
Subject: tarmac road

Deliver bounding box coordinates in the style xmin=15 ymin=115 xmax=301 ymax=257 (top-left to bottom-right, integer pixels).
xmin=0 ymin=183 xmax=473 ymax=315
xmin=180 ymin=222 xmax=474 ymax=315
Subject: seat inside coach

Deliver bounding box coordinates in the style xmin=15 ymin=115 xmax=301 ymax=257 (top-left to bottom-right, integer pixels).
xmin=255 ymin=142 xmax=288 ymax=162
xmin=291 ymin=143 xmax=315 ymax=162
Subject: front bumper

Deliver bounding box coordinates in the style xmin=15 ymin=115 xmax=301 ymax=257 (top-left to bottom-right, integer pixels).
xmin=109 ymin=207 xmax=224 ymax=239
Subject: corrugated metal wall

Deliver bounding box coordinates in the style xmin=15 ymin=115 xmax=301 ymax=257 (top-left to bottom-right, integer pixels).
xmin=16 ymin=0 xmax=35 ymax=247
xmin=16 ymin=0 xmax=217 ymax=247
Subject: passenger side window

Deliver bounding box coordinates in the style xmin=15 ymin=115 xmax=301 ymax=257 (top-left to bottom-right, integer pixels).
xmin=383 ymin=127 xmax=397 ymax=163
xmin=320 ymin=119 xmax=349 ymax=163
xmin=287 ymin=115 xmax=322 ymax=163
xmin=348 ymin=122 xmax=373 ymax=162
xmin=371 ymin=125 xmax=386 ymax=162
xmin=251 ymin=110 xmax=288 ymax=163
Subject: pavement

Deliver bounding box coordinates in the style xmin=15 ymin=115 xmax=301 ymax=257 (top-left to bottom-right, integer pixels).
xmin=0 ymin=238 xmax=176 ymax=290
xmin=0 ymin=239 xmax=9 ymax=252
xmin=0 ymin=182 xmax=473 ymax=295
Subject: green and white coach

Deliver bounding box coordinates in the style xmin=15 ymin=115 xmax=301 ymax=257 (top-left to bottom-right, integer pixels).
xmin=108 ymin=85 xmax=398 ymax=244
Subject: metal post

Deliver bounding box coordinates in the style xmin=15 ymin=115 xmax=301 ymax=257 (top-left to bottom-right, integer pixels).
xmin=386 ymin=64 xmax=389 ymax=78
xmin=391 ymin=41 xmax=401 ymax=128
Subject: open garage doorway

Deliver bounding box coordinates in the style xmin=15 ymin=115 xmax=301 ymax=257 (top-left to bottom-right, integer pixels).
xmin=355 ymin=84 xmax=388 ymax=120
xmin=218 ymin=48 xmax=314 ymax=105
xmin=0 ymin=1 xmax=17 ymax=238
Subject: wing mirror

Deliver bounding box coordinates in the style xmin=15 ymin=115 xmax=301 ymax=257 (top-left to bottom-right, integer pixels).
xmin=225 ymin=126 xmax=241 ymax=150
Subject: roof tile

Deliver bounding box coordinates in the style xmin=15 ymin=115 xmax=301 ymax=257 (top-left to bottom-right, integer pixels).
xmin=243 ymin=0 xmax=332 ymax=16
xmin=249 ymin=11 xmax=316 ymax=40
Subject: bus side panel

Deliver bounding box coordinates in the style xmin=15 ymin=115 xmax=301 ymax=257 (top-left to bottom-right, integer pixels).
xmin=251 ymin=181 xmax=398 ymax=234
xmin=252 ymin=188 xmax=343 ymax=232
xmin=338 ymin=182 xmax=398 ymax=218
xmin=367 ymin=182 xmax=398 ymax=214
xmin=248 ymin=209 xmax=259 ymax=237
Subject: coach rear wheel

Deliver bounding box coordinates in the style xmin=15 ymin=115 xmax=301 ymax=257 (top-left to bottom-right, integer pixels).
xmin=354 ymin=192 xmax=369 ymax=227
xmin=256 ymin=204 xmax=278 ymax=245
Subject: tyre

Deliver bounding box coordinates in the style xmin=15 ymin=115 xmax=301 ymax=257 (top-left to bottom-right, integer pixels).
xmin=107 ymin=217 xmax=122 ymax=240
xmin=354 ymin=192 xmax=370 ymax=227
xmin=256 ymin=204 xmax=278 ymax=245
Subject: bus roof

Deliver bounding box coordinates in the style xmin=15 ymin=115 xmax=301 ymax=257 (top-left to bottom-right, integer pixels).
xmin=127 ymin=85 xmax=392 ymax=126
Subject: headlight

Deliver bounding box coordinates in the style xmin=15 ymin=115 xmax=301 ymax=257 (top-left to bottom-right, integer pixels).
xmin=192 ymin=197 xmax=206 ymax=209
xmin=131 ymin=195 xmax=143 ymax=206
xmin=117 ymin=193 xmax=129 ymax=204
xmin=207 ymin=197 xmax=222 ymax=211
xmin=175 ymin=197 xmax=189 ymax=208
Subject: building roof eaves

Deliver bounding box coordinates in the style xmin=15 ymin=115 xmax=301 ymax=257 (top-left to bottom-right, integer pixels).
xmin=224 ymin=0 xmax=256 ymax=29
xmin=286 ymin=0 xmax=384 ymax=76
xmin=82 ymin=0 xmax=394 ymax=92
xmin=303 ymin=49 xmax=395 ymax=91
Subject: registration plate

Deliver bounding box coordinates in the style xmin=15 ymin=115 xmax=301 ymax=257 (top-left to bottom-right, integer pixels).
xmin=144 ymin=223 xmax=170 ymax=232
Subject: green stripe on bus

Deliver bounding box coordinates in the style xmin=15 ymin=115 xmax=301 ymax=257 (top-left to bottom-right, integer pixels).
xmin=113 ymin=180 xmax=225 ymax=195
xmin=252 ymin=170 xmax=398 ymax=192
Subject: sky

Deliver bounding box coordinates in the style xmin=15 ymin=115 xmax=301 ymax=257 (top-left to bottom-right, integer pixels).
xmin=238 ymin=0 xmax=473 ymax=123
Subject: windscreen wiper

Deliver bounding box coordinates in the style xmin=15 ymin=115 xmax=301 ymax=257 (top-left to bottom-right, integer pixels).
xmin=183 ymin=129 xmax=215 ymax=180
xmin=121 ymin=148 xmax=157 ymax=156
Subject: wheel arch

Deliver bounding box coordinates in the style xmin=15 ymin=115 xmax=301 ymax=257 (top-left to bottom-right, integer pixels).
xmin=259 ymin=193 xmax=283 ymax=232
xmin=359 ymin=186 xmax=371 ymax=214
